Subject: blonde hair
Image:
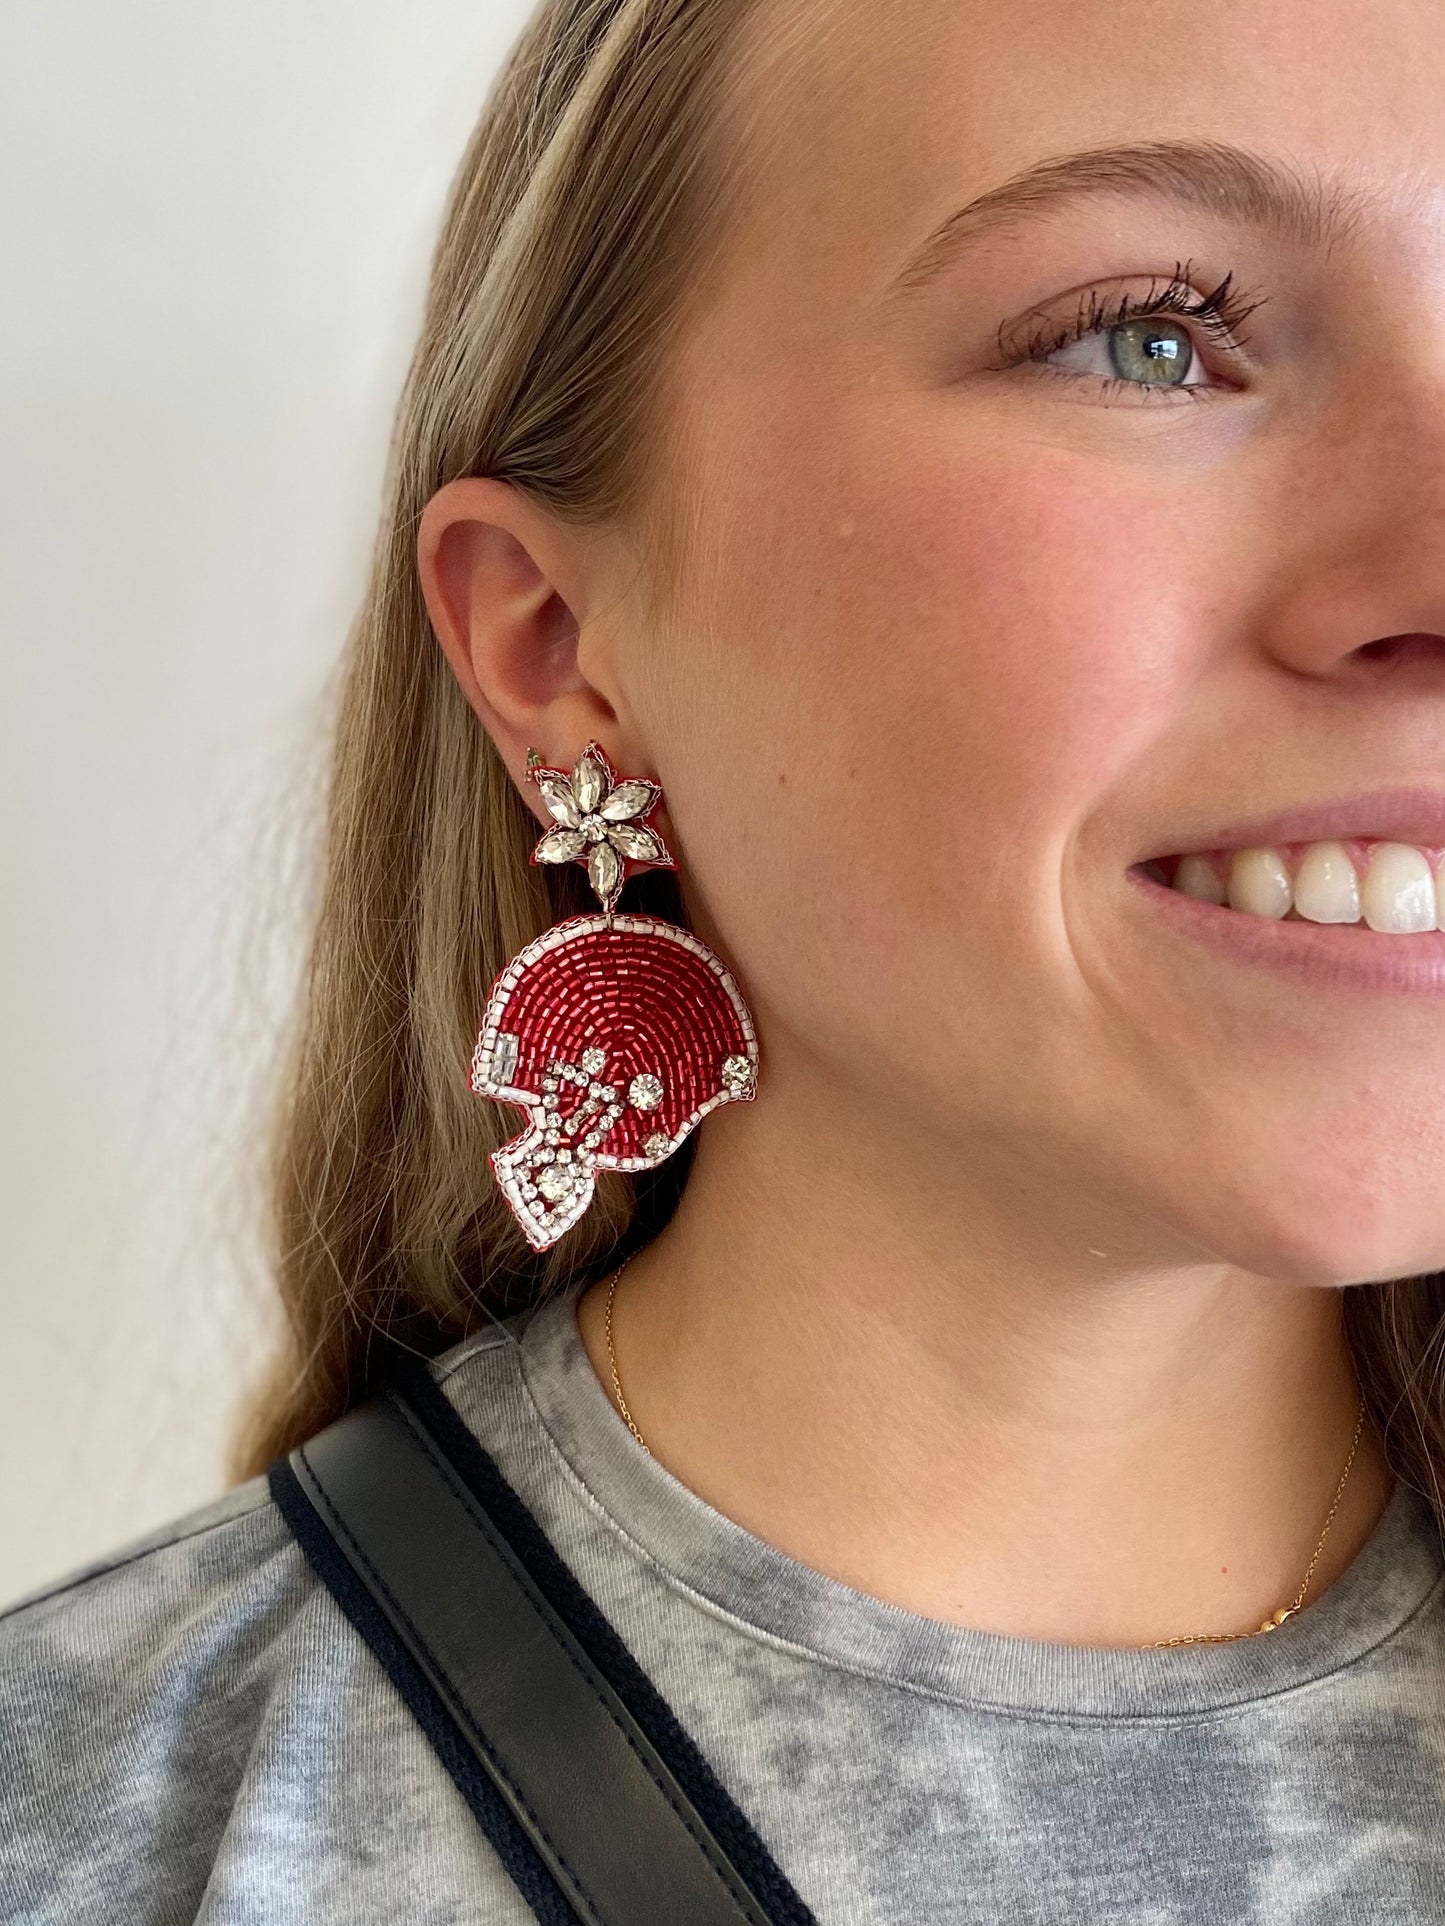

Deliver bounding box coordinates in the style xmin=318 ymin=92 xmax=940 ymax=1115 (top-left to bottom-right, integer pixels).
xmin=227 ymin=0 xmax=1445 ymax=1532
xmin=227 ymin=0 xmax=764 ymax=1477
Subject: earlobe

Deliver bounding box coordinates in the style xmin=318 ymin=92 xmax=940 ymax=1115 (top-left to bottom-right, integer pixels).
xmin=416 ymin=476 xmax=621 ymax=805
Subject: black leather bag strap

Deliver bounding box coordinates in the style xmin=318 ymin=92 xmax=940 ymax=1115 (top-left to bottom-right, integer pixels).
xmin=276 ymin=1381 xmax=778 ymax=1926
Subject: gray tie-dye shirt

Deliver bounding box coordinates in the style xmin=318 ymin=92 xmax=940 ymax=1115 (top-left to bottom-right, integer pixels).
xmin=5 ymin=1282 xmax=1445 ymax=1924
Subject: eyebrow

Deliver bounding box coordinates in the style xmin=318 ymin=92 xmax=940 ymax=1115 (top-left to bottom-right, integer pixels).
xmin=881 ymin=138 xmax=1371 ymax=306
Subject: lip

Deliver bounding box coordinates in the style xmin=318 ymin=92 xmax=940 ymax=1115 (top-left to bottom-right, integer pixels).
xmin=1141 ymin=784 xmax=1445 ymax=862
xmin=1125 ymin=863 xmax=1445 ymax=994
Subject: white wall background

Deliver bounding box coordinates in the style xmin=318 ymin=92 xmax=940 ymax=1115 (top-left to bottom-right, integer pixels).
xmin=1 ymin=0 xmax=532 ymax=1604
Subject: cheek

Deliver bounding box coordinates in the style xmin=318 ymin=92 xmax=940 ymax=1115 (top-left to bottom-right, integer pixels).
xmin=824 ymin=422 xmax=1189 ymax=838
xmin=652 ymin=401 xmax=1196 ymax=1101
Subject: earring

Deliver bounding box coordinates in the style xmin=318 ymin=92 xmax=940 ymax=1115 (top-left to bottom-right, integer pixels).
xmin=469 ymin=740 xmax=760 ymax=1252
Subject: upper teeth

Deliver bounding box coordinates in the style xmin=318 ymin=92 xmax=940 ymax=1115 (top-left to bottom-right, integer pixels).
xmin=1168 ymin=841 xmax=1445 ymax=933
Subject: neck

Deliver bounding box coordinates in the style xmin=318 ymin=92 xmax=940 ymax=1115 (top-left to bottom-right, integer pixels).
xmin=576 ymin=1056 xmax=1395 ymax=1647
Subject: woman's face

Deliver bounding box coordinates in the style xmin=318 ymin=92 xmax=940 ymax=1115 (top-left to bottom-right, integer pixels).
xmin=619 ymin=0 xmax=1445 ymax=1289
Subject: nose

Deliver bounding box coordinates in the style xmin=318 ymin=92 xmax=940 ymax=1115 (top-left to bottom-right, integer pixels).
xmin=1253 ymin=375 xmax=1445 ymax=691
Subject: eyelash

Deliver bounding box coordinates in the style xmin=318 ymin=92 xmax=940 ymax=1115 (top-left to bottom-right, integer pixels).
xmin=1002 ymin=259 xmax=1267 ymax=404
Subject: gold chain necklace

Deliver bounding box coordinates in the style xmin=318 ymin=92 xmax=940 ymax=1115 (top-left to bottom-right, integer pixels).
xmin=603 ymin=1252 xmax=651 ymax=1456
xmin=1148 ymin=1389 xmax=1365 ymax=1648
xmin=601 ymin=1256 xmax=1368 ymax=1650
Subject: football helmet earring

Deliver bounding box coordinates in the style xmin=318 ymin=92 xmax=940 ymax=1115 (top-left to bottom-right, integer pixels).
xmin=469 ymin=741 xmax=760 ymax=1251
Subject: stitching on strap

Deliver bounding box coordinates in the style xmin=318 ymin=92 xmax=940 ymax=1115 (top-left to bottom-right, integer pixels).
xmin=296 ymin=1440 xmax=607 ymax=1926
xmin=387 ymin=1394 xmax=762 ymax=1922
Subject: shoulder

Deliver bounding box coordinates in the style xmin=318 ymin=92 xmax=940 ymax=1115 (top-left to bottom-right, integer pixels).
xmin=0 ymin=1468 xmax=312 ymax=1914
xmin=0 ymin=1471 xmax=290 ymax=1632
xmin=0 ymin=1326 xmax=529 ymax=1926
xmin=0 ymin=1317 xmax=524 ymax=1648
xmin=0 ymin=1469 xmax=307 ymax=1695
xmin=0 ymin=1452 xmax=314 ymax=1670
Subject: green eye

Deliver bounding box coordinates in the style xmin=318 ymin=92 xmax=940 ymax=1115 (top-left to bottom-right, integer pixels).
xmin=1004 ymin=260 xmax=1265 ymax=403
xmin=1096 ymin=315 xmax=1193 ymax=386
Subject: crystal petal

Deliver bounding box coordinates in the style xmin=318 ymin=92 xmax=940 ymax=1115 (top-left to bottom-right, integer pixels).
xmin=572 ymin=747 xmax=608 ymax=815
xmin=534 ymin=826 xmax=587 ymax=863
xmin=605 ymin=821 xmax=666 ymax=863
xmin=587 ymin=838 xmax=622 ymax=906
xmin=535 ymin=776 xmax=581 ymax=828
xmin=598 ymin=779 xmax=658 ymax=823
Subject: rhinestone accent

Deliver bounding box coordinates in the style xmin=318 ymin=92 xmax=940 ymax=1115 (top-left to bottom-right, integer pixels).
xmin=536 ymin=777 xmax=581 ymax=829
xmin=721 ymin=1054 xmax=754 ymax=1093
xmin=572 ymin=747 xmax=607 ymax=816
xmin=536 ymin=1163 xmax=575 ymax=1203
xmin=491 ymin=1032 xmax=519 ymax=1084
xmin=606 ymin=821 xmax=665 ymax=862
xmin=628 ymin=1073 xmax=664 ymax=1110
xmin=587 ymin=839 xmax=622 ymax=908
xmin=535 ymin=826 xmax=587 ymax=864
xmin=598 ymin=779 xmax=658 ymax=822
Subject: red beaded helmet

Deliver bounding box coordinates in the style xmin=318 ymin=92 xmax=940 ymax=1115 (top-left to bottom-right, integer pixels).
xmin=469 ymin=743 xmax=759 ymax=1251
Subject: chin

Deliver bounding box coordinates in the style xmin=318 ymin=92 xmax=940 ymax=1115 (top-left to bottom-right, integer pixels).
xmin=1160 ymin=1155 xmax=1445 ymax=1292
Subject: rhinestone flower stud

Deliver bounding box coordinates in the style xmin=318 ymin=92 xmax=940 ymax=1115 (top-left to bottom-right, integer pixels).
xmin=526 ymin=741 xmax=676 ymax=913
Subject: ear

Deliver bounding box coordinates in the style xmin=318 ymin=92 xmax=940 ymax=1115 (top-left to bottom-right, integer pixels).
xmin=416 ymin=476 xmax=636 ymax=822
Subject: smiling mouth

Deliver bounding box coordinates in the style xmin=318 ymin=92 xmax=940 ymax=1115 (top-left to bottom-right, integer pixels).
xmin=1135 ymin=839 xmax=1445 ymax=935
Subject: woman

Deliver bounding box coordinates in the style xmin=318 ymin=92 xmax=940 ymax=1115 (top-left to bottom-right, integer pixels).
xmin=6 ymin=0 xmax=1445 ymax=1917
